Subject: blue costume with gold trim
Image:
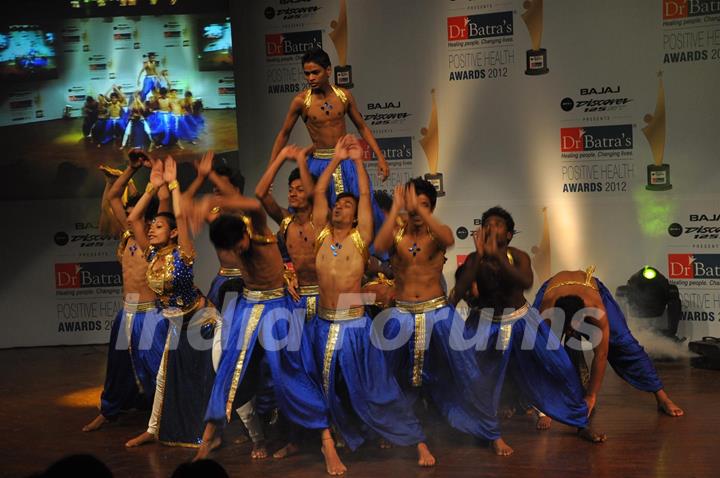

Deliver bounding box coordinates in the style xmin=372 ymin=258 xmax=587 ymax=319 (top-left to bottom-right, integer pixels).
xmin=203 ymin=218 xmax=328 ymax=431
xmin=144 ymin=244 xmax=220 ymax=447
xmin=533 ymin=273 xmax=663 ymax=393
xmin=309 ymin=225 xmax=425 ymax=450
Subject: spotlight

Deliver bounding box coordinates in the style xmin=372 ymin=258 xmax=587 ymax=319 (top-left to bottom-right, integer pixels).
xmin=616 ymin=266 xmax=683 ymax=341
xmin=642 ymin=266 xmax=658 ymax=280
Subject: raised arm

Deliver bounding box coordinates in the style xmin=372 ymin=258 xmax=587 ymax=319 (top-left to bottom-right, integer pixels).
xmin=127 ymin=158 xmax=164 ymax=251
xmin=346 ymin=135 xmax=373 ymax=244
xmin=450 ymin=251 xmax=479 ymax=307
xmin=312 ymin=140 xmax=344 ymax=231
xmin=345 ymin=89 xmax=389 ymax=182
xmin=486 ymin=235 xmax=533 ymax=290
xmin=269 ymin=96 xmax=304 ymax=164
xmin=105 ymin=155 xmax=144 ymax=228
xmin=255 ymin=148 xmax=291 ymax=225
xmin=182 ymin=150 xmax=212 ymax=200
xmin=163 ymin=156 xmax=193 ymax=256
xmin=406 ymin=182 xmax=454 ymax=249
xmin=373 ymin=184 xmax=404 ymax=254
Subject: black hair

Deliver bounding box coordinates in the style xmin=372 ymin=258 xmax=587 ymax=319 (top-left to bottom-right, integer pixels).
xmin=554 ymin=294 xmax=586 ymax=332
xmin=407 ymin=177 xmax=437 ymax=210
xmin=288 ymin=167 xmax=301 ymax=186
xmin=159 ymin=87 xmax=167 ymax=96
xmin=185 ymin=90 xmax=193 ymax=97
xmin=154 ymin=211 xmax=177 ymax=231
xmin=209 ymin=214 xmax=247 ymax=251
xmin=171 ymin=459 xmax=229 ymax=478
xmin=336 ymin=191 xmax=358 ymax=205
xmin=301 ymin=47 xmax=331 ymax=69
xmin=373 ymin=190 xmax=393 ymax=214
xmin=481 ymin=206 xmax=516 ymax=235
xmin=214 ymin=164 xmax=245 ymax=192
xmin=43 ymin=454 xmax=112 ymax=478
xmin=110 ymin=92 xmax=118 ymax=99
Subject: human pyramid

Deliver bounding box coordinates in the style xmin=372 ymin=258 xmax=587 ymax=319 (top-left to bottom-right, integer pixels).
xmin=85 ymin=48 xmax=683 ymax=476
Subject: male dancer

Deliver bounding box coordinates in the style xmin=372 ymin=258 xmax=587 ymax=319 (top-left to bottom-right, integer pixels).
xmin=532 ymin=267 xmax=683 ymax=430
xmin=270 ymin=47 xmax=388 ymax=231
xmin=82 ymin=151 xmax=168 ymax=432
xmin=182 ymin=151 xmax=246 ymax=308
xmin=137 ymin=52 xmax=161 ymax=102
xmin=307 ymin=135 xmax=434 ymax=470
xmin=254 ymin=145 xmax=321 ymax=459
xmin=449 ymin=207 xmax=606 ymax=455
xmin=193 ymin=194 xmax=341 ymax=475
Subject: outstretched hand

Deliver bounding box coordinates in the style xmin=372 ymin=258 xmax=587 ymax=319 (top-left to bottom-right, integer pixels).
xmin=149 ymin=158 xmax=165 ymax=188
xmin=405 ymin=182 xmax=418 ymax=214
xmin=472 ymin=227 xmax=486 ymax=259
xmin=163 ymin=155 xmax=177 ymax=184
xmin=378 ymin=160 xmax=390 ymax=182
xmin=392 ymin=184 xmax=406 ymax=213
xmin=195 ymin=150 xmax=214 ymax=177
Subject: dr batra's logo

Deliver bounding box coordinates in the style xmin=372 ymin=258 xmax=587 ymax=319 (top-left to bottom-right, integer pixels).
xmin=265 ymin=30 xmax=322 ymax=57
xmin=663 ymin=0 xmax=720 ymax=19
xmin=55 ymin=262 xmax=122 ymax=289
xmin=668 ymin=254 xmax=720 ymax=279
xmin=447 ymin=12 xmax=513 ymax=41
xmin=561 ymin=125 xmax=633 ymax=152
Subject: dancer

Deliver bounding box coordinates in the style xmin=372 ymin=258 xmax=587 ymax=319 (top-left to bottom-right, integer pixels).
xmin=125 ymin=156 xmax=220 ymax=448
xmin=182 ymin=151 xmax=246 ymax=308
xmin=120 ymin=93 xmax=154 ymax=150
xmin=447 ymin=207 xmax=606 ymax=455
xmin=82 ymin=152 xmax=169 ymax=432
xmin=308 ymin=135 xmax=434 ymax=470
xmin=531 ymin=266 xmax=683 ymax=430
xmin=193 ymin=188 xmax=338 ymax=474
xmin=270 ymin=47 xmax=389 ymax=233
xmin=137 ymin=52 xmax=161 ymax=102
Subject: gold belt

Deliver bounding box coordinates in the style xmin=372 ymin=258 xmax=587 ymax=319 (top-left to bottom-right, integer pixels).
xmin=162 ymin=296 xmax=203 ymax=319
xmin=318 ymin=305 xmax=365 ymax=322
xmin=243 ymin=287 xmax=285 ymax=301
xmin=396 ymin=296 xmax=448 ymax=315
xmin=123 ymin=300 xmax=157 ymax=312
xmin=493 ymin=303 xmax=530 ymax=322
xmin=298 ymin=285 xmax=320 ymax=296
xmin=218 ymin=267 xmax=243 ymax=278
xmin=314 ymin=148 xmax=335 ymax=159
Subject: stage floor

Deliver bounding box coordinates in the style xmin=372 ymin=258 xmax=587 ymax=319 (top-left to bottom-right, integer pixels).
xmin=0 ymin=345 xmax=717 ymax=477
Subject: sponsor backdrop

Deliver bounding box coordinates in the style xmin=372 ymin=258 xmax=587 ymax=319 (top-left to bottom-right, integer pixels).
xmin=2 ymin=0 xmax=718 ymax=348
xmin=1 ymin=14 xmax=235 ymax=126
xmin=231 ymin=0 xmax=720 ymax=343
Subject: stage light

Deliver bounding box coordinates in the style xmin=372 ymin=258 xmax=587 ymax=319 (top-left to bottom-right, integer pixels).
xmin=616 ymin=266 xmax=683 ymax=341
xmin=642 ymin=266 xmax=658 ymax=280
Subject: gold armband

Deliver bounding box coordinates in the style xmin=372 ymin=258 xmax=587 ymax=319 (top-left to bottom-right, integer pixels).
xmin=168 ymin=180 xmax=179 ymax=192
xmin=145 ymin=183 xmax=155 ymax=195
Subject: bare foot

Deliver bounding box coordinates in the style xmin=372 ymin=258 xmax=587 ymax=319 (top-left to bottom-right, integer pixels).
xmin=499 ymin=405 xmax=516 ymax=419
xmin=417 ymin=442 xmax=436 ymax=467
xmin=492 ymin=437 xmax=514 ymax=456
xmin=273 ymin=442 xmax=300 ymax=459
xmin=125 ymin=431 xmax=156 ymax=448
xmin=578 ymin=427 xmax=607 ymax=443
xmin=536 ymin=415 xmax=553 ymax=430
xmin=82 ymin=414 xmax=107 ymax=432
xmin=251 ymin=441 xmax=268 ymax=460
xmin=192 ymin=436 xmax=221 ymax=462
xmin=321 ymin=438 xmax=347 ymax=476
xmin=378 ymin=438 xmax=393 ymax=449
xmin=658 ymin=398 xmax=684 ymax=417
